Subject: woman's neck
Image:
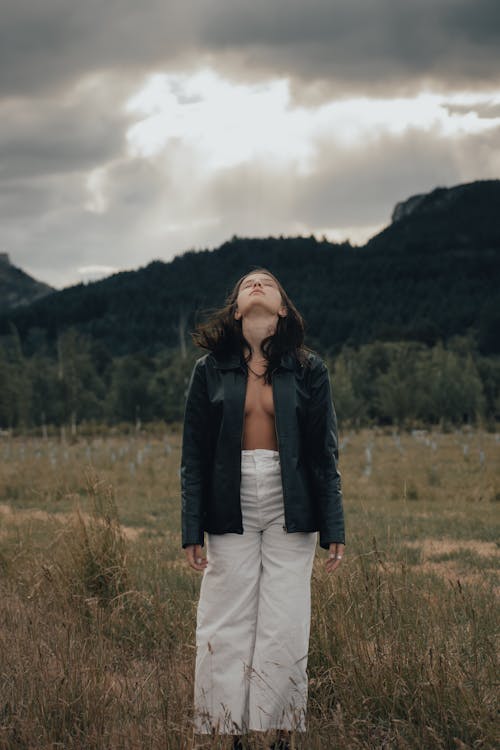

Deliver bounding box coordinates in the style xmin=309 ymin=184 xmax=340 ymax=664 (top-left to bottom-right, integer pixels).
xmin=241 ymin=314 xmax=276 ymax=360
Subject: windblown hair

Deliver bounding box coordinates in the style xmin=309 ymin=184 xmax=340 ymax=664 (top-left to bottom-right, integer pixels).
xmin=191 ymin=266 xmax=315 ymax=384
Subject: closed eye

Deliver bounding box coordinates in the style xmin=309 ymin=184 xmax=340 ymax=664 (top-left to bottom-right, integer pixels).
xmin=243 ymin=280 xmax=276 ymax=288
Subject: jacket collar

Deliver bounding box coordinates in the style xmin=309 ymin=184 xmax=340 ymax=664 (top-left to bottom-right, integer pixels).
xmin=212 ymin=350 xmax=295 ymax=371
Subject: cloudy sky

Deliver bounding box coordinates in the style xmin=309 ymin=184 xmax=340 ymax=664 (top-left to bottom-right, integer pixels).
xmin=2 ymin=0 xmax=500 ymax=288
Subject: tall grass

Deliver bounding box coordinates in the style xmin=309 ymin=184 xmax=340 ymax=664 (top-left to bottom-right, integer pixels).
xmin=0 ymin=428 xmax=498 ymax=748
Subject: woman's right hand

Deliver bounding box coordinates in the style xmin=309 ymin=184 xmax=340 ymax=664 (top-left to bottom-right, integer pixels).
xmin=184 ymin=544 xmax=208 ymax=572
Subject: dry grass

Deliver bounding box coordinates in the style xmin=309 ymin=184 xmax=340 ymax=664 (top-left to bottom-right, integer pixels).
xmin=0 ymin=426 xmax=498 ymax=749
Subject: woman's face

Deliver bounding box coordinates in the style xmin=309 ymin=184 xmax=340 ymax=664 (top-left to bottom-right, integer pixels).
xmin=234 ymin=272 xmax=287 ymax=321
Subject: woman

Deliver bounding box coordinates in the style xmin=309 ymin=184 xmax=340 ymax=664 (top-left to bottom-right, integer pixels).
xmin=181 ymin=267 xmax=345 ymax=749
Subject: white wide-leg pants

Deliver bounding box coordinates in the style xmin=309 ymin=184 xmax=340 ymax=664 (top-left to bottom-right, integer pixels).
xmin=193 ymin=448 xmax=317 ymax=735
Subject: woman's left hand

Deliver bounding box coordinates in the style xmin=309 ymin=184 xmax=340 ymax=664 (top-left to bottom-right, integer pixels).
xmin=325 ymin=542 xmax=345 ymax=574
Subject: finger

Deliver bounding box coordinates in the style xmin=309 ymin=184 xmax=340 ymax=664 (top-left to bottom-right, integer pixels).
xmin=186 ymin=545 xmax=207 ymax=572
xmin=187 ymin=556 xmax=206 ymax=572
xmin=326 ymin=557 xmax=344 ymax=568
xmin=327 ymin=547 xmax=344 ymax=562
xmin=325 ymin=546 xmax=345 ymax=573
xmin=195 ymin=545 xmax=208 ymax=567
xmin=184 ymin=546 xmax=206 ymax=572
xmin=325 ymin=558 xmax=342 ymax=573
xmin=326 ymin=556 xmax=342 ymax=567
xmin=328 ymin=543 xmax=345 ymax=556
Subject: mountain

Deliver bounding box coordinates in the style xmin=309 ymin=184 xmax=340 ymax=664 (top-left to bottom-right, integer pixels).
xmin=0 ymin=253 xmax=55 ymax=312
xmin=365 ymin=179 xmax=500 ymax=253
xmin=0 ymin=179 xmax=499 ymax=356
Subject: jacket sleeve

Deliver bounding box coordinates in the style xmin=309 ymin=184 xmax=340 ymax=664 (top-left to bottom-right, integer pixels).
xmin=305 ymin=358 xmax=345 ymax=548
xmin=180 ymin=358 xmax=210 ymax=549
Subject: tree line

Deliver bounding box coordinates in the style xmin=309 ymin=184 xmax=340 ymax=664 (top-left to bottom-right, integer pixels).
xmin=1 ymin=325 xmax=497 ymax=433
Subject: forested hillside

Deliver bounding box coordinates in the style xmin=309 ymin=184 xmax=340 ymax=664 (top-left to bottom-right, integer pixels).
xmin=0 ymin=253 xmax=54 ymax=312
xmin=1 ymin=179 xmax=499 ymax=430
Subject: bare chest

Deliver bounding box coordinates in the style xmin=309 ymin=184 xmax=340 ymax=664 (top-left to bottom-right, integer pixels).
xmin=243 ymin=375 xmax=275 ymax=419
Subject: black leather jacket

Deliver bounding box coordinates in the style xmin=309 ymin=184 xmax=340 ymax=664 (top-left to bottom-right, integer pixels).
xmin=181 ymin=348 xmax=345 ymax=550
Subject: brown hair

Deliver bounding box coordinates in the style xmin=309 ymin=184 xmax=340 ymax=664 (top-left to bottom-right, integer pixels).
xmin=191 ymin=267 xmax=314 ymax=383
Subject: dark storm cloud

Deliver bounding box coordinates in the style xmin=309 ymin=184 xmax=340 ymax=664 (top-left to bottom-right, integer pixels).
xmin=205 ymin=0 xmax=500 ymax=102
xmin=0 ymin=0 xmax=195 ymax=97
xmin=0 ymin=176 xmax=72 ymax=220
xmin=0 ymin=78 xmax=133 ymax=180
xmin=1 ymin=0 xmax=499 ymax=99
xmin=444 ymin=100 xmax=500 ymax=119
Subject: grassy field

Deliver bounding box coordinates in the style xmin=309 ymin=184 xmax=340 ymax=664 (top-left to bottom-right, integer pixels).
xmin=0 ymin=426 xmax=498 ymax=749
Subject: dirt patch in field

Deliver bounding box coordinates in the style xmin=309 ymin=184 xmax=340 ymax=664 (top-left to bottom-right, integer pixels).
xmin=404 ymin=537 xmax=499 ymax=558
xmin=0 ymin=502 xmax=53 ymax=523
xmin=0 ymin=502 xmax=146 ymax=541
xmin=331 ymin=536 xmax=497 ymax=594
xmin=382 ymin=536 xmax=500 ymax=593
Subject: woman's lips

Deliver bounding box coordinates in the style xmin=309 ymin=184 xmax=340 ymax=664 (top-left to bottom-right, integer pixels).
xmin=250 ymin=289 xmax=264 ymax=295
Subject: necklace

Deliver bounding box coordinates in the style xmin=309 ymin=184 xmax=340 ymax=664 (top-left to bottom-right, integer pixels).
xmin=246 ymin=357 xmax=267 ymax=378
xmin=243 ymin=349 xmax=267 ymax=378
xmin=247 ymin=363 xmax=266 ymax=378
